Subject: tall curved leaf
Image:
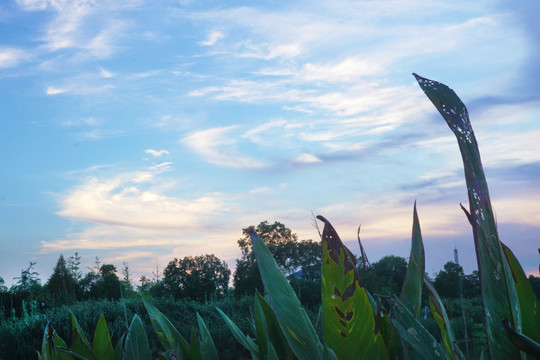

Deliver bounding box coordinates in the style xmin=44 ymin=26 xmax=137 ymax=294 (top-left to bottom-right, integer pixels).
xmin=414 ymin=73 xmax=522 ymax=360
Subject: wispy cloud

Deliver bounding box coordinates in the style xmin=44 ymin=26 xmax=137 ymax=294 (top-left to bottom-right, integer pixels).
xmin=145 ymin=149 xmax=170 ymax=157
xmin=0 ymin=48 xmax=28 ymax=68
xmin=199 ymin=31 xmax=224 ymax=46
xmin=17 ymin=0 xmax=127 ymax=61
xmin=293 ymin=153 xmax=322 ymax=164
xmin=46 ymin=86 xmax=67 ymax=95
xmin=57 ymin=168 xmax=225 ymax=229
xmin=181 ymin=126 xmax=265 ymax=169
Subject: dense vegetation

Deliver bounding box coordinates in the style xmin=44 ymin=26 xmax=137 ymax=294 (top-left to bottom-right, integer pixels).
xmin=1 ymin=233 xmax=537 ymax=359
xmin=1 ymin=74 xmax=539 ymax=359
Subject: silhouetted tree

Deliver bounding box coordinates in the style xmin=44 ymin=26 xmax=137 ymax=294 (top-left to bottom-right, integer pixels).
xmin=67 ymin=252 xmax=82 ymax=282
xmin=233 ymin=221 xmax=320 ymax=297
xmin=358 ymin=255 xmax=407 ymax=297
xmin=45 ymin=254 xmax=77 ymax=306
xmin=163 ymin=254 xmax=230 ymax=301
xmin=434 ymin=261 xmax=465 ymax=298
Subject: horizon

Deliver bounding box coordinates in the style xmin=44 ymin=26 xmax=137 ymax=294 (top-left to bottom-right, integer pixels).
xmin=1 ymin=0 xmax=539 ymax=287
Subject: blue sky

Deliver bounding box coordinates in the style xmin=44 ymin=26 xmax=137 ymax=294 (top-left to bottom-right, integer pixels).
xmin=1 ymin=0 xmax=539 ymax=285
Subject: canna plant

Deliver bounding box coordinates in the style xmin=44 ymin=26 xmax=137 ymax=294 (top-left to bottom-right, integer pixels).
xmin=38 ymin=295 xmax=218 ymax=360
xmin=38 ymin=74 xmax=539 ymax=359
xmin=220 ymin=74 xmax=540 ymax=360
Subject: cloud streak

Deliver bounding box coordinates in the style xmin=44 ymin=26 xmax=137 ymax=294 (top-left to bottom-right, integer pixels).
xmin=181 ymin=126 xmax=265 ymax=169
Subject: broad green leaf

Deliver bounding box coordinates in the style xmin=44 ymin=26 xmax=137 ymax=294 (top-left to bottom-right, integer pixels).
xmin=123 ymin=314 xmax=152 ymax=360
xmin=69 ymin=311 xmax=95 ymax=360
xmin=216 ymin=307 xmax=259 ymax=357
xmin=197 ymin=313 xmax=218 ymax=360
xmin=318 ymin=216 xmax=388 ymax=360
xmin=502 ymin=243 xmax=540 ymax=345
xmin=254 ymin=294 xmax=269 ymax=359
xmin=250 ymin=231 xmax=323 ymax=360
xmin=400 ymin=202 xmax=424 ymax=319
xmin=142 ymin=294 xmax=188 ymax=357
xmin=503 ymin=319 xmax=540 ymax=358
xmin=255 ymin=292 xmax=297 ymax=360
xmin=424 ymin=276 xmax=464 ymax=360
xmin=414 ymin=73 xmax=522 ymax=360
xmin=390 ymin=301 xmax=446 ymax=360
xmin=92 ymin=314 xmax=114 ymax=360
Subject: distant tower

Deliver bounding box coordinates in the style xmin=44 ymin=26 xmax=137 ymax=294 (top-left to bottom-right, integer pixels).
xmin=454 ymin=247 xmax=459 ymax=265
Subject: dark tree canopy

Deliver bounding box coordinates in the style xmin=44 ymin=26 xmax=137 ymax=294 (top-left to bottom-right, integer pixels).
xmin=233 ymin=221 xmax=321 ymax=298
xmin=163 ymin=254 xmax=230 ymax=301
xmin=46 ymin=254 xmax=77 ymax=306
xmin=358 ymin=255 xmax=407 ymax=297
xmin=434 ymin=261 xmax=466 ymax=298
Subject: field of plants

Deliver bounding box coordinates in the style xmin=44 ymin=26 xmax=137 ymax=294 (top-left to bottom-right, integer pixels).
xmin=1 ymin=75 xmax=539 ymax=359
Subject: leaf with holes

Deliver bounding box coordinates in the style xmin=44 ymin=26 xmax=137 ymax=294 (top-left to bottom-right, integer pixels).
xmin=414 ymin=73 xmax=522 ymax=360
xmin=318 ymin=215 xmax=388 ymax=360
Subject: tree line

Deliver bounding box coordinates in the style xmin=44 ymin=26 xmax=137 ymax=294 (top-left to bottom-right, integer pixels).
xmin=1 ymin=220 xmax=539 ymax=321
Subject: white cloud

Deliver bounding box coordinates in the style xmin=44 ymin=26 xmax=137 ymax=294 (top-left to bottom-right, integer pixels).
xmin=243 ymin=119 xmax=287 ymax=143
xmin=199 ymin=31 xmax=224 ymax=46
xmin=57 ymin=170 xmax=225 ymax=229
xmin=17 ymin=0 xmax=126 ymax=60
xmin=46 ymin=86 xmax=67 ymax=95
xmin=0 ymin=48 xmax=28 ymax=68
xmin=293 ymin=153 xmax=322 ymax=164
xmin=181 ymin=126 xmax=265 ymax=169
xmin=299 ymin=57 xmax=387 ymax=83
xmin=145 ymin=149 xmax=170 ymax=157
xmin=99 ymin=67 xmax=114 ymax=78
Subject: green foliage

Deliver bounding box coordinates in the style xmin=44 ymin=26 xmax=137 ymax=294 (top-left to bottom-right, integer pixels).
xmin=234 ymin=221 xmax=321 ymax=298
xmin=25 ymin=74 xmax=539 ymax=360
xmin=163 ymin=254 xmax=230 ymax=301
xmin=358 ymin=255 xmax=407 ymax=297
xmin=250 ymin=231 xmax=325 ymax=359
xmin=46 ymin=255 xmax=77 ymax=306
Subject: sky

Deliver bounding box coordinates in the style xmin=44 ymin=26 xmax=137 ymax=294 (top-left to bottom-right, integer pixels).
xmin=1 ymin=0 xmax=539 ymax=286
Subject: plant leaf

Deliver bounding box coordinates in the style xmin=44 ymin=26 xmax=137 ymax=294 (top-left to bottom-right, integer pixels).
xmin=424 ymin=276 xmax=464 ymax=360
xmin=216 ymin=307 xmax=259 ymax=357
xmin=251 ymin=231 xmax=323 ymax=360
xmin=318 ymin=215 xmax=388 ymax=360
xmin=92 ymin=314 xmax=114 ymax=360
xmin=197 ymin=313 xmax=218 ymax=360
xmin=123 ymin=314 xmax=152 ymax=360
xmin=142 ymin=294 xmax=188 ymax=357
xmin=400 ymin=202 xmax=425 ymax=319
xmin=69 ymin=311 xmax=95 ymax=360
xmin=390 ymin=301 xmax=446 ymax=360
xmin=414 ymin=73 xmax=522 ymax=360
xmin=254 ymin=294 xmax=269 ymax=359
xmin=255 ymin=292 xmax=297 ymax=360
xmin=503 ymin=319 xmax=540 ymax=358
xmin=501 ymin=243 xmax=540 ymax=345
